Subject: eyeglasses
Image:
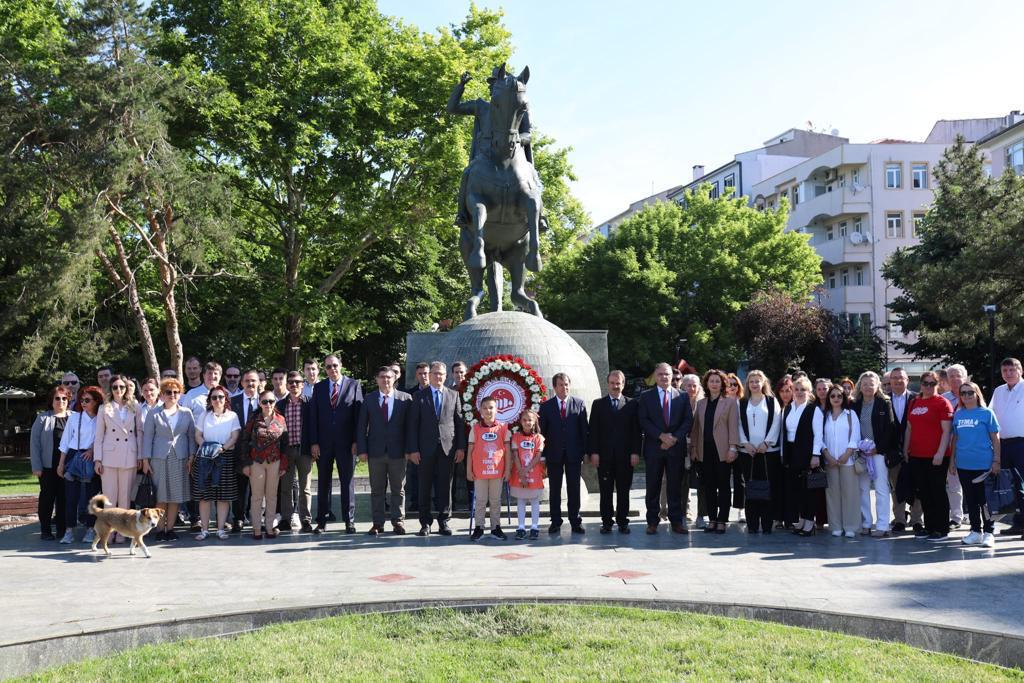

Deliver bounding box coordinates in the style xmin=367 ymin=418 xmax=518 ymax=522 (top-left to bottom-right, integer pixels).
xmin=209 ymin=395 xmax=226 ymax=401
xmin=729 ymin=382 xmax=739 ymax=388
xmin=959 ymin=390 xmax=976 ymax=397
xmin=164 ymin=390 xmax=181 ymax=396
xmin=62 ymin=380 xmax=79 ymax=386
xmin=259 ymin=399 xmax=276 ymax=405
xmin=111 ymin=384 xmax=126 ymax=390
xmin=225 ymin=373 xmax=240 ymax=379
xmin=920 ymin=380 xmax=938 ymax=387
xmin=324 ymin=363 xmax=340 ymax=369
xmin=287 ymin=380 xmax=303 ymax=385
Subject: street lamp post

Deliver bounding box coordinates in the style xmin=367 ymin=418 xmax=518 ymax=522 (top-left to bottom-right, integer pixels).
xmin=983 ymin=304 xmax=997 ymax=393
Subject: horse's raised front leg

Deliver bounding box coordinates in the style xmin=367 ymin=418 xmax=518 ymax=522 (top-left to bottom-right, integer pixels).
xmin=507 ymin=242 xmax=542 ymax=318
xmin=468 ymin=194 xmax=487 ymax=270
xmin=525 ymin=192 xmax=542 ymax=273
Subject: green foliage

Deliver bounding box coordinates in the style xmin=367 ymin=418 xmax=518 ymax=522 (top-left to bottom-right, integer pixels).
xmin=839 ymin=323 xmax=887 ymax=379
xmin=734 ymin=289 xmax=837 ymax=381
xmin=538 ymin=191 xmax=822 ymax=373
xmin=883 ymin=138 xmax=1024 ymax=381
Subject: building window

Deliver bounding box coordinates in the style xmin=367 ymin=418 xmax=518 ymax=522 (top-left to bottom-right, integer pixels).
xmin=828 ymin=271 xmax=836 ymax=289
xmin=792 ymin=184 xmax=800 ymax=205
xmin=780 ymin=189 xmax=788 ymax=203
xmin=724 ymin=173 xmax=735 ymax=194
xmin=912 ymin=211 xmax=926 ymax=236
xmin=855 ymin=266 xmax=864 ymax=286
xmin=851 ymin=168 xmax=861 ymax=186
xmin=1007 ymin=141 xmax=1024 ymax=175
xmin=838 ymin=221 xmax=848 ymax=237
xmin=826 ymin=224 xmax=834 ymax=241
xmin=911 ymin=163 xmax=929 ymax=189
xmin=841 ymin=268 xmax=849 ymax=287
xmin=886 ymin=211 xmax=904 ymax=238
xmin=709 ymin=182 xmax=719 ymax=199
xmin=885 ymin=163 xmax=902 ymax=189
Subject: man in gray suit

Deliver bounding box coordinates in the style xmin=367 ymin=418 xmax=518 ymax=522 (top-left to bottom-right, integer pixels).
xmin=407 ymin=361 xmax=467 ymax=536
xmin=357 ymin=366 xmax=413 ymax=536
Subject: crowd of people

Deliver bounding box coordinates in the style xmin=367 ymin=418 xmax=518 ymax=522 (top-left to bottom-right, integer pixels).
xmin=28 ymin=353 xmax=1024 ymax=550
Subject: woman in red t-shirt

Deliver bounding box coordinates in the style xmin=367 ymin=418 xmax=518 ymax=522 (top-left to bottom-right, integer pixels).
xmin=903 ymin=370 xmax=953 ymax=539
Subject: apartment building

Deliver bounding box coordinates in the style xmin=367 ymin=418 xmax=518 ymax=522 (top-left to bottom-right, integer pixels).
xmin=976 ymin=113 xmax=1024 ymax=177
xmin=591 ymin=184 xmax=681 ymax=239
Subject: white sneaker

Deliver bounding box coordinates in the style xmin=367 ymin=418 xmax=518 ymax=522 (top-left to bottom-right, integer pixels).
xmin=272 ymin=513 xmax=281 ymax=530
xmin=695 ymin=516 xmax=707 ymax=529
xmin=738 ymin=514 xmax=746 ymax=524
xmin=290 ymin=513 xmax=300 ymax=528
xmin=59 ymin=530 xmax=74 ymax=544
xmin=844 ymin=531 xmax=856 ymax=538
xmin=961 ymin=531 xmax=982 ymax=546
xmin=82 ymin=529 xmax=95 ymax=544
xmin=981 ymin=532 xmax=995 ymax=548
xmin=831 ymin=530 xmax=842 ymax=537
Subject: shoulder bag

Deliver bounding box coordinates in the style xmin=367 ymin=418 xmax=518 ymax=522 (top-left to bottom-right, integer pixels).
xmin=64 ymin=412 xmax=95 ymax=482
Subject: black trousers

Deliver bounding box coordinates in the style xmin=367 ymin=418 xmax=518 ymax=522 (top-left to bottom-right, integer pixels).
xmin=765 ymin=451 xmax=786 ymax=524
xmin=316 ymin=447 xmax=356 ymax=525
xmin=957 ymin=468 xmax=993 ymax=533
xmin=911 ymin=456 xmax=950 ymax=535
xmin=231 ymin=466 xmax=250 ymax=527
xmin=731 ymin=451 xmax=752 ymax=510
xmin=405 ymin=460 xmax=420 ymax=512
xmin=784 ymin=467 xmax=815 ymax=524
xmin=38 ymin=467 xmax=66 ymax=536
xmin=547 ymin=456 xmax=582 ymax=526
xmin=745 ymin=454 xmax=773 ymax=533
xmin=418 ymin=447 xmax=454 ymax=526
xmin=597 ymin=454 xmax=633 ymax=527
xmin=645 ymin=451 xmax=684 ymax=525
xmin=702 ymin=444 xmax=732 ymax=523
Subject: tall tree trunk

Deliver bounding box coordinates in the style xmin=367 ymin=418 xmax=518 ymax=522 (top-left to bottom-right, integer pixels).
xmin=281 ymin=174 xmax=304 ymax=366
xmin=152 ymin=205 xmax=183 ymax=379
xmin=95 ymin=225 xmax=160 ymax=379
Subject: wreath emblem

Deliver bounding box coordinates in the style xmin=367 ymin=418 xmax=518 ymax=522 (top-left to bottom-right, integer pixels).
xmin=459 ymin=354 xmax=548 ymax=429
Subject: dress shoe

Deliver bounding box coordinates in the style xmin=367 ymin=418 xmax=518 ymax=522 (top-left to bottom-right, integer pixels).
xmin=548 ymin=522 xmax=562 ymax=534
xmin=300 ymin=522 xmax=314 ymax=534
xmin=599 ymin=525 xmax=613 ymax=535
xmin=571 ymin=524 xmax=586 ymax=535
xmin=313 ymin=524 xmax=325 ymax=535
xmin=278 ymin=522 xmax=292 ymax=532
xmin=672 ymin=523 xmax=689 ymax=535
xmin=417 ymin=525 xmax=430 ymax=537
xmin=231 ymin=522 xmax=243 ymax=534
xmin=891 ymin=522 xmax=906 ymax=532
xmin=646 ymin=524 xmax=658 ymax=535
xmin=392 ymin=523 xmax=406 ymax=535
xmin=368 ymin=526 xmax=382 ymax=536
xmin=40 ymin=531 xmax=55 ymax=541
xmin=618 ymin=525 xmax=631 ymax=534
xmin=345 ymin=523 xmax=357 ymax=534
xmin=438 ymin=522 xmax=453 ymax=536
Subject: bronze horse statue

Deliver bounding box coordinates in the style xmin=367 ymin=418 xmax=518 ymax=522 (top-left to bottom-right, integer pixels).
xmin=450 ymin=65 xmax=543 ymax=320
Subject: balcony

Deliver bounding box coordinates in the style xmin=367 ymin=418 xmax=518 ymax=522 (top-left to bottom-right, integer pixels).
xmin=790 ymin=185 xmax=871 ymax=227
xmin=810 ymin=234 xmax=873 ymax=267
xmin=818 ymin=285 xmax=874 ymax=314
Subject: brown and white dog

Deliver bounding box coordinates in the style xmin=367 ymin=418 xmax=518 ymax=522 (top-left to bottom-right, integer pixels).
xmin=88 ymin=494 xmax=164 ymax=558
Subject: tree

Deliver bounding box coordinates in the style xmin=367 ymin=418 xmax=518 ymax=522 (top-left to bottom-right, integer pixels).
xmin=838 ymin=324 xmax=886 ymax=379
xmin=883 ymin=137 xmax=1024 ymax=382
xmin=537 ymin=191 xmax=822 ymax=372
xmin=733 ymin=289 xmax=836 ymax=381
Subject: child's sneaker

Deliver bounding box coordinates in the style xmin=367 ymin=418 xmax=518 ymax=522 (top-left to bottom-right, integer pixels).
xmin=528 ymin=528 xmax=540 ymax=540
xmin=491 ymin=526 xmax=507 ymax=540
xmin=471 ymin=526 xmax=484 ymax=541
xmin=515 ymin=528 xmax=527 ymax=540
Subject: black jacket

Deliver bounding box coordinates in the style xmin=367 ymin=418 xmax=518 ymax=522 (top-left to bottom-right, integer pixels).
xmin=780 ymin=403 xmax=819 ymax=470
xmin=852 ymin=394 xmax=899 ymax=465
xmin=586 ymin=394 xmax=640 ymax=461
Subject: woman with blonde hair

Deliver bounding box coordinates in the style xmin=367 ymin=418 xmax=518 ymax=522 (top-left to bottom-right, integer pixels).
xmin=93 ymin=374 xmax=143 ymax=541
xmin=781 ymin=376 xmax=821 ymax=535
xmin=738 ymin=370 xmax=780 ymax=533
xmin=852 ymin=371 xmax=898 ymax=537
xmin=680 ymin=373 xmax=707 ymax=529
xmin=142 ymin=378 xmax=196 ymax=542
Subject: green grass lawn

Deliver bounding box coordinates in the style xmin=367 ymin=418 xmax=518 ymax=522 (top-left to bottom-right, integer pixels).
xmin=21 ymin=605 xmax=1022 ymax=682
xmin=0 ymin=458 xmax=37 ymax=495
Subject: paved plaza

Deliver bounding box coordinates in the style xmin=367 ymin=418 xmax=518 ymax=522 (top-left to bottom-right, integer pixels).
xmin=3 ymin=485 xmax=1023 ymax=677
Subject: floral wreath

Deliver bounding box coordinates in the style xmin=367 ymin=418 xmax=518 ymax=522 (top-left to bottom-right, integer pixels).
xmin=459 ymin=354 xmax=548 ymax=430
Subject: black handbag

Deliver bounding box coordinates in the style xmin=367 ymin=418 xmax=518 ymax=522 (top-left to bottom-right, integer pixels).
xmin=806 ymin=467 xmax=828 ymax=490
xmin=134 ymin=473 xmax=158 ymax=508
xmin=745 ymin=454 xmax=771 ymax=501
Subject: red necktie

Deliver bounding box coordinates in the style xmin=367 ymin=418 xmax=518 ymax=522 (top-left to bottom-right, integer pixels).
xmin=560 ymin=400 xmax=567 ymax=420
xmin=380 ymin=395 xmax=388 ymax=421
xmin=330 ymin=382 xmax=339 ymax=408
xmin=662 ymin=390 xmax=670 ymax=425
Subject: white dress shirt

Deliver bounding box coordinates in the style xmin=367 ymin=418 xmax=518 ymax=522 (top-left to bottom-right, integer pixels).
xmin=891 ymin=391 xmax=909 ymax=424
xmin=992 ymin=382 xmax=1024 ymax=439
xmin=739 ymin=396 xmax=781 ymax=452
xmin=58 ymin=412 xmax=97 ymax=452
xmin=785 ymin=402 xmax=809 ymax=442
xmin=813 ymin=409 xmax=861 ymax=464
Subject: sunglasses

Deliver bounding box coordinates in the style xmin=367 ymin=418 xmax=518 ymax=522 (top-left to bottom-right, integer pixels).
xmin=287 ymin=380 xmax=303 ymax=385
xmin=62 ymin=380 xmax=79 ymax=386
xmin=111 ymin=384 xmax=126 ymax=390
xmin=164 ymin=390 xmax=181 ymax=396
xmin=209 ymin=395 xmax=226 ymax=401
xmin=54 ymin=397 xmax=69 ymax=402
xmin=259 ymin=399 xmax=276 ymax=405
xmin=79 ymin=398 xmax=94 ymax=404
xmin=959 ymin=390 xmax=976 ymax=397
xmin=225 ymin=373 xmax=240 ymax=379
xmin=920 ymin=380 xmax=938 ymax=387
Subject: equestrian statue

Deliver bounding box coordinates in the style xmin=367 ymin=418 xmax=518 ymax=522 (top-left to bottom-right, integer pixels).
xmin=448 ymin=64 xmax=546 ymax=320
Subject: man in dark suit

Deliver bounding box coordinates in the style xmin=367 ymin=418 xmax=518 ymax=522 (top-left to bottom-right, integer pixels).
xmin=638 ymin=362 xmax=694 ymax=534
xmin=887 ymin=367 xmax=921 ymax=532
xmin=229 ymin=369 xmax=262 ymax=533
xmin=588 ymin=370 xmax=640 ymax=534
xmin=539 ymin=372 xmax=589 ymax=534
xmin=309 ymin=354 xmax=363 ymax=534
xmin=404 ymin=361 xmax=431 ymax=513
xmin=357 ymin=366 xmax=413 ymax=535
xmin=407 ymin=361 xmax=466 ymax=536
xmin=276 ymin=371 xmax=313 ymax=533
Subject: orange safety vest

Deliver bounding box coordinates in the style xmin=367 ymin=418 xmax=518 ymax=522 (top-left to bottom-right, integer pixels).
xmin=471 ymin=422 xmax=508 ymax=480
xmin=512 ymin=431 xmax=545 ymax=489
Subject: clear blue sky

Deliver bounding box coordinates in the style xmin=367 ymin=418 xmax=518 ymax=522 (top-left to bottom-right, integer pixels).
xmin=380 ymin=0 xmax=1023 ymax=225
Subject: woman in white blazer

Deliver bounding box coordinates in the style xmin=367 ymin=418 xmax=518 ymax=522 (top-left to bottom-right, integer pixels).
xmin=94 ymin=375 xmax=143 ymax=530
xmin=142 ymin=378 xmax=197 ymax=542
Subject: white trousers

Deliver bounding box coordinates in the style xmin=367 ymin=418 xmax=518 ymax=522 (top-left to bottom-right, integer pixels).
xmin=859 ymin=454 xmax=891 ymax=532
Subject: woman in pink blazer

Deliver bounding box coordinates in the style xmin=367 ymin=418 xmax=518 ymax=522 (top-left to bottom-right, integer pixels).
xmin=94 ymin=375 xmax=143 ymax=537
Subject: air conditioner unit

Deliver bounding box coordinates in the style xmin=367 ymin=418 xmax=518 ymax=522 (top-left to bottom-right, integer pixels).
xmin=824 ymin=169 xmax=836 ymax=182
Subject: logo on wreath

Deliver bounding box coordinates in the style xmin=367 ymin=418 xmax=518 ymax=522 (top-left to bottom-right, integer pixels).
xmin=459 ymin=354 xmax=548 ymax=430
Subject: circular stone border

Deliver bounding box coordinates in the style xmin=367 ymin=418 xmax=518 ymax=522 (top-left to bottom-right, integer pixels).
xmin=2 ymin=597 xmax=1021 ymax=678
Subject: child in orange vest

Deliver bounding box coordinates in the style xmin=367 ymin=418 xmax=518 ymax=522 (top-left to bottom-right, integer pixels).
xmin=467 ymin=396 xmax=511 ymax=541
xmin=511 ymin=409 xmax=546 ymax=540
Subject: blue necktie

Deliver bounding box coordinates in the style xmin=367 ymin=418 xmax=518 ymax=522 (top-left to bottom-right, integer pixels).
xmin=434 ymin=389 xmax=441 ymax=417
